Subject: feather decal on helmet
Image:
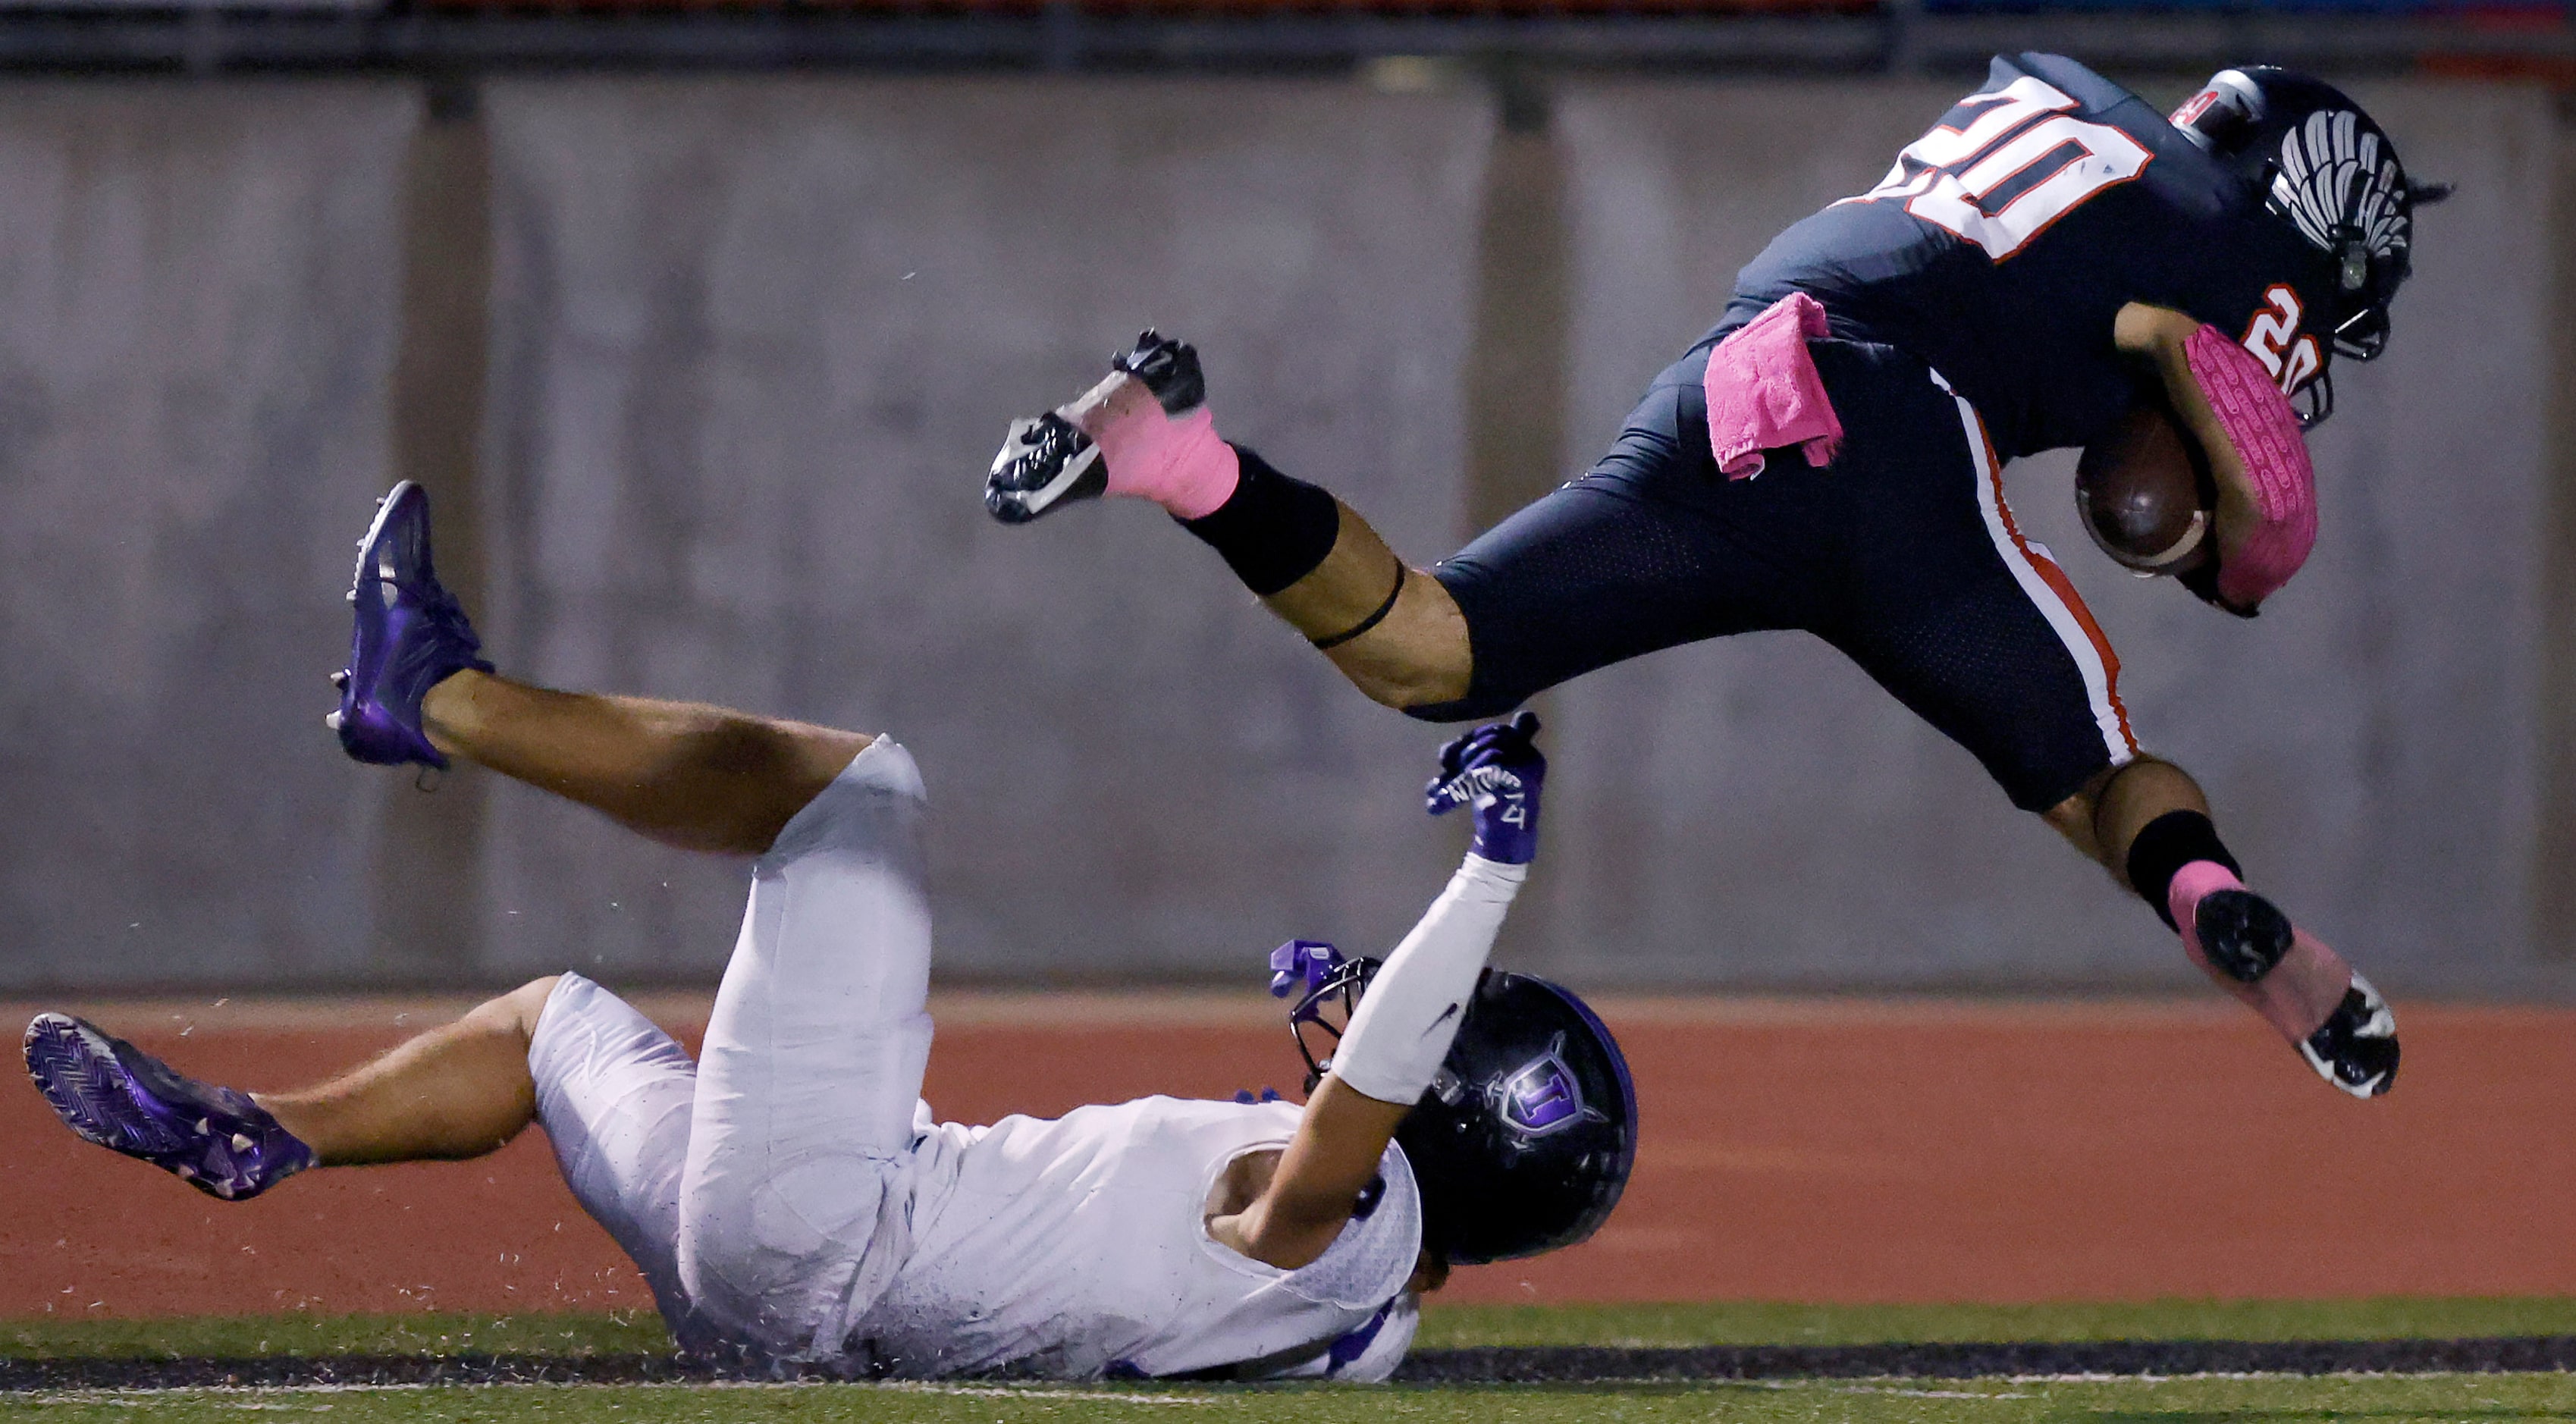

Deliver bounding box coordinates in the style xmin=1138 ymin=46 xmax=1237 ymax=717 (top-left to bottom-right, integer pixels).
xmin=2269 ymin=108 xmax=2413 ymax=268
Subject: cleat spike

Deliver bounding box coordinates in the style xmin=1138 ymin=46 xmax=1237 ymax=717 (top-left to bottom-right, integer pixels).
xmin=2300 ymin=973 xmax=2400 ymax=1099
xmin=330 ymin=670 xmax=350 ymax=691
xmin=2193 ymin=889 xmax=2293 ymax=984
xmin=231 ymin=1133 xmax=253 ymax=1152
xmin=325 ymin=710 xmax=344 ymax=731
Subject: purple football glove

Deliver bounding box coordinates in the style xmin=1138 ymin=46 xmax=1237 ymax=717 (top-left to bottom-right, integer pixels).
xmin=1424 ymin=710 xmax=1545 ymax=864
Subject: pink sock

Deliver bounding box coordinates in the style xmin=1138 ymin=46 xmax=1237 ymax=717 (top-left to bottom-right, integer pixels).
xmin=2169 ymin=860 xmax=2352 ymax=1042
xmin=1064 ymin=375 xmax=1240 ymax=520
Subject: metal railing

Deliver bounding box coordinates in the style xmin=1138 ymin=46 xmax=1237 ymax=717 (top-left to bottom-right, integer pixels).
xmin=0 ymin=0 xmax=2560 ymax=75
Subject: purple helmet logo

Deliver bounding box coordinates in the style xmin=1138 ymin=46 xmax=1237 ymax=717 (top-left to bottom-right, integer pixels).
xmin=1496 ymin=1033 xmax=1588 ymax=1138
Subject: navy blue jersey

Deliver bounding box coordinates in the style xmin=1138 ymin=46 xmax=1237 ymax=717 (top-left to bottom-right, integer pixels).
xmin=1725 ymin=53 xmax=2342 ymax=460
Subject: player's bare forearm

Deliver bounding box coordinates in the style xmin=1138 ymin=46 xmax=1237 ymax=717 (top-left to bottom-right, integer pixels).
xmin=1212 ymin=1074 xmax=1412 ymax=1271
xmin=1261 ymin=502 xmax=1472 ymax=710
xmin=2111 ymin=303 xmax=2266 ymax=560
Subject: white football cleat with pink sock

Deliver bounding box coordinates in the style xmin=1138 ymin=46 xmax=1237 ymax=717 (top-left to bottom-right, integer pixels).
xmin=987 ymin=411 xmax=1105 ymax=524
xmin=2173 ymin=864 xmax=2399 ymax=1099
xmin=986 ymin=329 xmax=1238 ymax=525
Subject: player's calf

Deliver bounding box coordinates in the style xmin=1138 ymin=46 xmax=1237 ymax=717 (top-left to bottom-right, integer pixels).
xmin=2126 ymin=808 xmax=2399 ymax=1099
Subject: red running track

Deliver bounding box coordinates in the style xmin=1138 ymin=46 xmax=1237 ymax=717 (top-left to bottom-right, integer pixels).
xmin=3 ymin=993 xmax=2571 ymax=1318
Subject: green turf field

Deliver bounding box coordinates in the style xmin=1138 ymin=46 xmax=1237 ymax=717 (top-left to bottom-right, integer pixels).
xmin=5 ymin=1373 xmax=2573 ymax=1423
xmin=14 ymin=1297 xmax=2576 ymax=1359
xmin=8 ymin=1302 xmax=2574 ymax=1422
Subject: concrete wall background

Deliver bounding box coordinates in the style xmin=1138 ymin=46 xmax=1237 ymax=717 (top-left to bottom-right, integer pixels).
xmin=470 ymin=77 xmax=1488 ymax=981
xmin=0 ymin=73 xmax=2562 ymax=994
xmin=0 ymin=83 xmax=421 ymax=992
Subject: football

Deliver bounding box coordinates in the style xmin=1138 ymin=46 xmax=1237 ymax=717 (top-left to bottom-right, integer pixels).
xmin=2074 ymin=399 xmax=2215 ymax=575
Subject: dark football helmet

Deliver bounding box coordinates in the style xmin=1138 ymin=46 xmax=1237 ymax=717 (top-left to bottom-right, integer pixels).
xmin=1274 ymin=943 xmax=1637 ymax=1266
xmin=2170 ymin=67 xmax=2446 ymax=404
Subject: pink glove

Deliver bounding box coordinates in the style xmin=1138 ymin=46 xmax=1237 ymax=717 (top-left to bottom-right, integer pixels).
xmin=2184 ymin=325 xmax=2317 ymax=609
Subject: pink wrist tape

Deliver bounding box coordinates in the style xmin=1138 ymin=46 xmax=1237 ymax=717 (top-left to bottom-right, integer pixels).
xmin=2184 ymin=325 xmax=2317 ymax=608
xmin=1074 ymin=379 xmax=1240 ymax=521
xmin=2168 ymin=859 xmax=2352 ymax=1042
xmin=1705 ymin=293 xmax=1844 ymax=479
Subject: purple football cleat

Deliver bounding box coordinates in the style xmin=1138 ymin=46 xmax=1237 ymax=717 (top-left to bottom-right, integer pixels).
xmin=24 ymin=1013 xmax=315 ymax=1201
xmin=328 ymin=481 xmax=491 ymax=768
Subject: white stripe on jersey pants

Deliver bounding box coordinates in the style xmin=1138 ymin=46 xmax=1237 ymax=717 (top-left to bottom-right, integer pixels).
xmin=526 ymin=736 xmax=934 ymax=1361
xmin=1931 ymin=367 xmax=2142 ymax=768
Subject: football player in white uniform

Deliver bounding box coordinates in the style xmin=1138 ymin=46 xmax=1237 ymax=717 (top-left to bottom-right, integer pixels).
xmin=25 ymin=482 xmax=1635 ymax=1381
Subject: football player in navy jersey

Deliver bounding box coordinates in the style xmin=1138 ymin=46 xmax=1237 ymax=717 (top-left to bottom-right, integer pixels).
xmin=986 ymin=56 xmax=2436 ymax=1099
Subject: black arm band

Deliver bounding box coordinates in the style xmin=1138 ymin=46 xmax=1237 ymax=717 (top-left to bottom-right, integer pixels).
xmin=1310 ymin=560 xmax=1408 ymax=651
xmin=2124 ymin=809 xmax=2242 ymax=931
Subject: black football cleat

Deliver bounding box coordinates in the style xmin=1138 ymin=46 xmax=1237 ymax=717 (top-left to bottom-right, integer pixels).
xmin=2301 ymin=976 xmax=2399 ymax=1099
xmin=985 ymin=412 xmax=1103 ymax=525
xmin=985 ymin=330 xmax=1206 ymax=525
xmin=1109 ymin=328 xmax=1205 ymax=412
xmin=2192 ymin=888 xmax=2294 ymax=984
xmin=2195 ymin=889 xmax=2397 ymax=1098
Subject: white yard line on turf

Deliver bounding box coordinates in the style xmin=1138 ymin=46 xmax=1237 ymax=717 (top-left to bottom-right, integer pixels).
xmin=874 ymin=1383 xmax=1219 ymax=1404
xmin=1763 ymin=1369 xmax=2551 ymax=1388
xmin=1997 ymin=1370 xmax=2547 ymax=1384
xmin=10 ymin=1385 xmax=438 ymax=1403
xmin=1730 ymin=1379 xmax=2028 ymax=1400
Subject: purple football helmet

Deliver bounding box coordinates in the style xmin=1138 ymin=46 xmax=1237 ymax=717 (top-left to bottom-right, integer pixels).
xmin=1281 ymin=950 xmax=1636 ymax=1265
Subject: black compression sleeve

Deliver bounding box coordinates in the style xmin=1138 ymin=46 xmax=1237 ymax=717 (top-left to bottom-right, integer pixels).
xmin=2124 ymin=809 xmax=2242 ymax=931
xmin=1177 ymin=444 xmax=1341 ymax=598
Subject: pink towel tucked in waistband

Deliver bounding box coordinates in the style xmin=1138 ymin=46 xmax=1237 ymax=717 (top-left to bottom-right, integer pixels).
xmin=1704 ymin=292 xmax=1843 ymax=479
